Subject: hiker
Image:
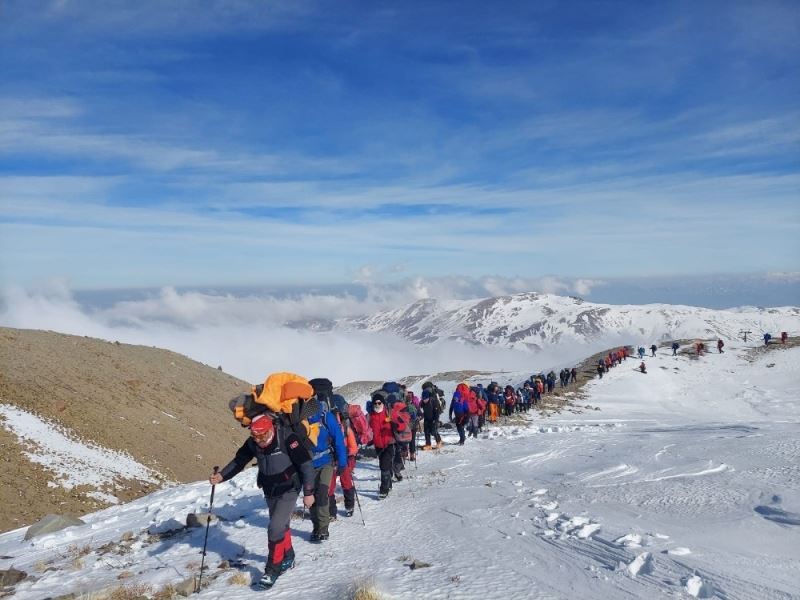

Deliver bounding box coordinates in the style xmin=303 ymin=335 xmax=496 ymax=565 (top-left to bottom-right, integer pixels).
xmin=475 ymin=383 xmax=488 ymax=428
xmin=570 ymin=367 xmax=577 ymax=384
xmin=420 ymin=388 xmax=442 ymax=449
xmin=405 ymin=390 xmax=420 ymax=463
xmin=638 ymin=346 xmax=645 ymax=359
xmin=466 ymin=387 xmax=481 ymax=437
xmin=487 ymin=383 xmax=501 ymax=423
xmin=672 ymin=342 xmax=679 ymax=356
xmin=764 ymin=333 xmax=772 ymax=345
xmin=596 ymin=363 xmax=604 ymax=379
xmin=328 ymin=398 xmax=358 ymax=519
xmin=521 ymin=382 xmax=532 ymax=412
xmin=503 ymin=385 xmax=516 ymax=416
xmin=368 ymin=396 xmax=396 ymax=499
xmin=717 ymin=339 xmax=724 ymax=353
xmin=209 ymin=415 xmax=315 ymax=589
xmin=450 ymin=383 xmax=470 ymax=445
xmin=306 ymin=396 xmax=348 ymax=542
xmin=650 ymin=344 xmax=657 ymax=357
xmin=781 ymin=331 xmax=788 ymax=344
xmin=639 ymin=361 xmax=647 ymax=374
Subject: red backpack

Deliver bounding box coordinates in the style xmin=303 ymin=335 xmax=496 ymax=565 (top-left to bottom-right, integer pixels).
xmin=390 ymin=402 xmax=412 ymax=443
xmin=347 ymin=404 xmax=373 ymax=446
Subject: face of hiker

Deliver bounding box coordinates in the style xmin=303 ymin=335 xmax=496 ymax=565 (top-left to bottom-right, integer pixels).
xmin=251 ymin=429 xmax=274 ymax=448
xmin=373 ymin=400 xmax=384 ymax=413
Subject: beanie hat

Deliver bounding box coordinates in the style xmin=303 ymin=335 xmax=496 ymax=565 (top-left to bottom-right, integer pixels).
xmin=250 ymin=415 xmax=273 ymax=436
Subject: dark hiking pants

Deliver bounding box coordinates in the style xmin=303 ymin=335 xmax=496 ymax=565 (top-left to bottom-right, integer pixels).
xmin=377 ymin=445 xmax=394 ymax=494
xmin=310 ymin=463 xmax=334 ymax=535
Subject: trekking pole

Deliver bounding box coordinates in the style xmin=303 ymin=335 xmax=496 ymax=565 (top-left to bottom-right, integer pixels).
xmin=352 ymin=481 xmax=366 ymax=527
xmin=197 ymin=466 xmax=219 ymax=593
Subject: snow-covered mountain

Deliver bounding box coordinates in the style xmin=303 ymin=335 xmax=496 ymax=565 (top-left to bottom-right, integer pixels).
xmin=341 ymin=292 xmax=799 ymax=350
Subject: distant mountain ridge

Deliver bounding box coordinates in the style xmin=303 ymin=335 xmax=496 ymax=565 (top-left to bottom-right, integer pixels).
xmin=341 ymin=292 xmax=799 ymax=350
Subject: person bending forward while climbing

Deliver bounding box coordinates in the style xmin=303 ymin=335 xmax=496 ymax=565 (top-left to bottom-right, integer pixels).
xmin=210 ymin=414 xmax=315 ymax=590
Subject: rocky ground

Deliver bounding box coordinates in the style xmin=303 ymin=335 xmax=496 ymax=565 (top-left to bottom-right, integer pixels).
xmin=0 ymin=327 xmax=251 ymax=533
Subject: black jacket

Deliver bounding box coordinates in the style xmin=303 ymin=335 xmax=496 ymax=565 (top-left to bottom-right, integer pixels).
xmin=220 ymin=423 xmax=315 ymax=498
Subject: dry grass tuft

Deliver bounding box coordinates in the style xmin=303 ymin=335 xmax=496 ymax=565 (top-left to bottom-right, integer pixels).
xmin=152 ymin=583 xmax=177 ymax=599
xmin=33 ymin=560 xmax=49 ymax=573
xmin=107 ymin=583 xmax=153 ymax=600
xmin=116 ymin=571 xmax=134 ymax=580
xmin=226 ymin=572 xmax=250 ymax=586
xmin=348 ymin=579 xmax=387 ymax=600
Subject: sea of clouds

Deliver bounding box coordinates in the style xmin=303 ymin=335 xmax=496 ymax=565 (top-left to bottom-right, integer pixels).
xmin=0 ymin=278 xmax=589 ymax=384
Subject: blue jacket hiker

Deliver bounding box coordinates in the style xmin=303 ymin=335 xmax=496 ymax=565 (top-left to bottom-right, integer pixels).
xmin=306 ymin=404 xmax=348 ymax=542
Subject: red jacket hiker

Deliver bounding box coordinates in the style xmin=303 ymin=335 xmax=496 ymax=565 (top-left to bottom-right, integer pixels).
xmin=369 ymin=410 xmax=396 ymax=449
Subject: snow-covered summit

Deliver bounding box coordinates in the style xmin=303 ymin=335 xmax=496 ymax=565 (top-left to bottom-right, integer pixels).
xmin=341 ymin=292 xmax=799 ymax=351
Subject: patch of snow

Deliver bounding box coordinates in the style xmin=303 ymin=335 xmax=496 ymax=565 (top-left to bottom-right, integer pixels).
xmin=0 ymin=404 xmax=160 ymax=490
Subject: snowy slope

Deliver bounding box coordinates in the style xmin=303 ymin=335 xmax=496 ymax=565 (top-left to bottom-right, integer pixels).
xmin=0 ymin=404 xmax=163 ymax=501
xmin=341 ymin=292 xmax=800 ymax=352
xmin=1 ymin=342 xmax=799 ymax=599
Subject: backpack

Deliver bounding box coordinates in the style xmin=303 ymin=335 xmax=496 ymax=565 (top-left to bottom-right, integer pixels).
xmin=382 ymin=381 xmax=402 ymax=395
xmin=309 ymin=377 xmax=334 ymax=411
xmin=390 ymin=401 xmax=413 ymax=443
xmin=231 ymin=372 xmax=320 ymax=457
xmin=405 ymin=397 xmax=419 ymax=424
xmin=347 ymin=403 xmax=373 ymax=445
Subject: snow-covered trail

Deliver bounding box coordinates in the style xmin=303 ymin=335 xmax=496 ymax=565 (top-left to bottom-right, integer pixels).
xmin=1 ymin=343 xmax=798 ymax=599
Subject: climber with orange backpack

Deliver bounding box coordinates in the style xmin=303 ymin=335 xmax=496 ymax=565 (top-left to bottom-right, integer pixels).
xmin=217 ymin=372 xmax=318 ymax=590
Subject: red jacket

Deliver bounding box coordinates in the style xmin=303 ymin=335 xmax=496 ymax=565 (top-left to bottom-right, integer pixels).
xmin=467 ymin=391 xmax=479 ymax=415
xmin=368 ymin=410 xmax=395 ymax=449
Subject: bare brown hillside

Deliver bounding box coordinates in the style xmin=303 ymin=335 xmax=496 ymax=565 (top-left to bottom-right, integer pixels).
xmin=0 ymin=327 xmax=252 ymax=533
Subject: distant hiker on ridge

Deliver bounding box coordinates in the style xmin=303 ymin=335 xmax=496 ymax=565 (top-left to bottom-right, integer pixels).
xmin=650 ymin=344 xmax=657 ymax=357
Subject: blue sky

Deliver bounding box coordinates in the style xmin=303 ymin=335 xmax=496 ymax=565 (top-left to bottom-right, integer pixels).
xmin=1 ymin=0 xmax=798 ymax=292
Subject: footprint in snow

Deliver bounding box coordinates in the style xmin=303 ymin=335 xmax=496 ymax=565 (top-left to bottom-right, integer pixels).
xmin=576 ymin=523 xmax=601 ymax=539
xmin=615 ymin=533 xmax=643 ymax=548
xmin=684 ymin=574 xmax=714 ymax=598
xmin=626 ymin=552 xmax=653 ymax=577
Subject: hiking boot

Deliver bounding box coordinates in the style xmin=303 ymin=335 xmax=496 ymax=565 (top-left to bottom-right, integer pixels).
xmin=422 ymin=445 xmax=432 ymax=451
xmin=344 ymin=508 xmax=354 ymax=517
xmin=378 ymin=490 xmax=389 ymax=499
xmin=310 ymin=532 xmax=329 ymax=543
xmin=279 ymin=556 xmax=295 ymax=573
xmin=257 ymin=571 xmax=279 ymax=589
xmin=409 ymin=454 xmax=416 ymax=462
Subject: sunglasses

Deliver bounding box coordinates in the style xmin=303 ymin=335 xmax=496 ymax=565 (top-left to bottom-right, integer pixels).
xmin=373 ymin=400 xmax=383 ymax=405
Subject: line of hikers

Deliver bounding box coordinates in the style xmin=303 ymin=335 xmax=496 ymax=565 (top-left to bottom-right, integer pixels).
xmin=210 ymin=370 xmax=577 ymax=589
xmin=596 ymin=346 xmax=631 ymax=378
